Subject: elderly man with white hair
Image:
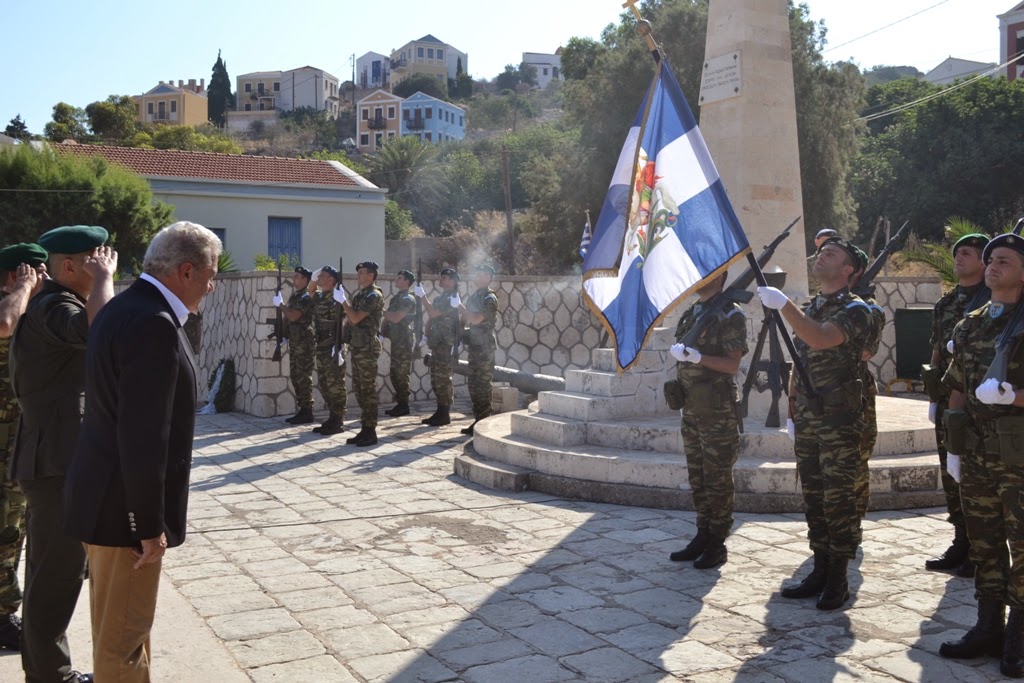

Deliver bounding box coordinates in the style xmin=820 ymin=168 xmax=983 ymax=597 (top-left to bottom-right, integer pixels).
xmin=63 ymin=221 xmax=220 ymax=683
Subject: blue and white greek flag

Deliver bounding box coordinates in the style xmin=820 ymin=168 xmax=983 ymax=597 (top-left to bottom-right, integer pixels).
xmin=579 ymin=216 xmax=592 ymax=259
xmin=582 ymin=59 xmax=751 ymax=371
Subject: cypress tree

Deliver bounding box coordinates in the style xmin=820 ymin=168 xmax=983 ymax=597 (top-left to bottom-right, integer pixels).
xmin=208 ymin=50 xmax=234 ymax=127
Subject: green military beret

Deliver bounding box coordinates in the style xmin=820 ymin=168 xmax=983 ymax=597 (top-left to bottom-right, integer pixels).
xmin=356 ymin=261 xmax=379 ymax=273
xmin=37 ymin=225 xmax=108 ymax=254
xmin=983 ymin=233 xmax=1024 ymax=263
xmin=319 ymin=265 xmax=339 ymax=280
xmin=475 ymin=263 xmax=496 ymax=275
xmin=952 ymin=233 xmax=989 ymax=257
xmin=398 ymin=269 xmax=415 ymax=283
xmin=440 ymin=267 xmax=460 ymax=282
xmin=852 ymin=245 xmax=869 ymax=273
xmin=295 ymin=266 xmax=312 ymax=278
xmin=0 ymin=243 xmax=48 ymax=271
xmin=818 ymin=236 xmax=861 ymax=269
xmin=815 ymin=228 xmax=838 ymax=241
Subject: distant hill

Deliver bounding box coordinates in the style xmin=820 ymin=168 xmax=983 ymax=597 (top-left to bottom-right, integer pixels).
xmin=864 ymin=65 xmax=924 ymax=86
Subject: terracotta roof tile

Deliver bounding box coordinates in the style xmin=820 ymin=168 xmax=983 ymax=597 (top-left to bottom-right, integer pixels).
xmin=57 ymin=143 xmax=363 ymax=188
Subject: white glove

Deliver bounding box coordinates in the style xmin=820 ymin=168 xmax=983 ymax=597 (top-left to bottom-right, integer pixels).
xmin=787 ymin=418 xmax=795 ymax=442
xmin=450 ymin=293 xmax=462 ymax=308
xmin=947 ymin=453 xmax=962 ymax=483
xmin=377 ymin=335 xmax=384 ymax=345
xmin=272 ymin=291 xmax=283 ymax=307
xmin=669 ymin=343 xmax=701 ymax=363
xmin=928 ymin=403 xmax=937 ymax=424
xmin=976 ymin=378 xmax=1017 ymax=405
xmin=311 ymin=268 xmax=322 ymax=282
xmin=757 ymin=286 xmax=789 ymax=310
xmin=333 ymin=287 xmax=347 ymax=305
xmin=418 ymin=336 xmax=428 ymax=348
xmin=414 ymin=283 xmax=426 ymax=298
xmin=947 ymin=339 xmax=954 ymax=354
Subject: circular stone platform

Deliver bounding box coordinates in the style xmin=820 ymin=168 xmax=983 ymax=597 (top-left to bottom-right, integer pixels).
xmin=457 ymin=395 xmax=943 ymax=513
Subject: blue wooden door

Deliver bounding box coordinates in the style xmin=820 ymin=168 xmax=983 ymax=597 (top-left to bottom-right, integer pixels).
xmin=268 ymin=217 xmax=301 ymax=263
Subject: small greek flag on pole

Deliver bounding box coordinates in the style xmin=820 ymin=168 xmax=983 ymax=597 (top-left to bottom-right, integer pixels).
xmin=579 ymin=210 xmax=592 ymax=259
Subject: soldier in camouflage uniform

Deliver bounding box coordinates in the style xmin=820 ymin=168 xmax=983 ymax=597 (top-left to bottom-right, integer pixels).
xmin=311 ymin=266 xmax=347 ymax=436
xmin=758 ymin=236 xmax=873 ymax=611
xmin=806 ymin=228 xmax=837 ymax=295
xmin=415 ymin=268 xmax=460 ymax=427
xmin=382 ymin=270 xmax=417 ymax=417
xmin=338 ymin=261 xmax=384 ymax=447
xmin=924 ymin=234 xmax=989 ymax=577
xmin=939 ymin=234 xmax=1024 ymax=677
xmin=0 ymin=243 xmax=48 ymax=651
xmin=456 ymin=264 xmax=499 ymax=436
xmin=666 ymin=272 xmax=748 ymax=569
xmin=276 ymin=266 xmax=316 ymax=425
xmin=850 ymin=246 xmax=886 ymax=521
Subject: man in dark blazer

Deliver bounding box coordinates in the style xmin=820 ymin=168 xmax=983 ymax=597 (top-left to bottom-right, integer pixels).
xmin=64 ymin=221 xmax=220 ymax=683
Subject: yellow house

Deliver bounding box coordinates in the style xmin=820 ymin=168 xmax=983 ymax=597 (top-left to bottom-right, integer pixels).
xmin=390 ymin=35 xmax=455 ymax=89
xmin=356 ymin=90 xmax=403 ymax=152
xmin=236 ymin=71 xmax=283 ymax=111
xmin=133 ymin=81 xmax=209 ymax=126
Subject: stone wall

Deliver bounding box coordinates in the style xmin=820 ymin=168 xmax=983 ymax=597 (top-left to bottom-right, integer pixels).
xmin=146 ymin=271 xmax=944 ymax=417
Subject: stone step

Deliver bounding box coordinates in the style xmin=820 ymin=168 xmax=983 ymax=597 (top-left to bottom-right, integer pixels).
xmin=511 ymin=412 xmax=586 ymax=447
xmin=537 ymin=389 xmax=675 ymax=421
xmin=564 ymin=369 xmax=645 ymax=397
xmin=452 ymin=451 xmax=531 ymax=492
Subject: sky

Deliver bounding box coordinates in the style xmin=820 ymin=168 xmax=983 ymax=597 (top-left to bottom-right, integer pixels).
xmin=0 ymin=0 xmax=1015 ymax=135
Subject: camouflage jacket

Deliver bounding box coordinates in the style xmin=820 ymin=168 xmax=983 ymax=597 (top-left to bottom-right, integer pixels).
xmin=931 ymin=282 xmax=990 ymax=368
xmin=943 ymin=301 xmax=1024 ymax=421
xmin=384 ymin=290 xmax=417 ymax=345
xmin=312 ymin=291 xmax=341 ymax=349
xmin=285 ymin=290 xmax=314 ymax=343
xmin=465 ymin=287 xmax=498 ymax=348
xmin=673 ymin=299 xmax=748 ymax=389
xmin=795 ymin=287 xmax=873 ymax=396
xmin=349 ymin=284 xmax=384 ymax=348
xmin=427 ymin=288 xmax=460 ymax=350
xmin=0 ymin=293 xmax=16 ymax=428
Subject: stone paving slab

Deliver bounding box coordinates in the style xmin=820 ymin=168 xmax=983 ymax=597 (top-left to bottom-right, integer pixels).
xmin=1 ymin=404 xmax=1017 ymax=682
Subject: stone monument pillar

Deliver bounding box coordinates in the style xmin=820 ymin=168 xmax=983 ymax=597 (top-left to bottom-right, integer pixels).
xmin=698 ymin=0 xmax=808 ymax=299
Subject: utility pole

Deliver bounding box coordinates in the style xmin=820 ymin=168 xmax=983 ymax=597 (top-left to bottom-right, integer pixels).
xmin=350 ymin=53 xmax=356 ymax=108
xmin=501 ymin=146 xmax=515 ymax=275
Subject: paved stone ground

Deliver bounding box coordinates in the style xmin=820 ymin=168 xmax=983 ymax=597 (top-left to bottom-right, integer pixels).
xmin=1 ymin=403 xmax=1014 ymax=682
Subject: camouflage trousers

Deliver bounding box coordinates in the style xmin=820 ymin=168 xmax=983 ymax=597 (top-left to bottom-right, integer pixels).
xmin=793 ymin=403 xmax=865 ymax=561
xmin=350 ymin=341 xmax=381 ymax=429
xmin=855 ymin=379 xmax=878 ymax=518
xmin=0 ymin=424 xmax=25 ymax=615
xmin=429 ymin=344 xmax=454 ymax=407
xmin=961 ymin=443 xmax=1024 ymax=607
xmin=389 ymin=339 xmax=413 ymax=405
xmin=315 ymin=344 xmax=347 ymax=416
xmin=467 ymin=343 xmax=495 ymax=420
xmin=289 ymin=337 xmax=315 ymax=410
xmin=934 ymin=401 xmax=966 ymax=528
xmin=681 ymin=413 xmax=739 ymax=539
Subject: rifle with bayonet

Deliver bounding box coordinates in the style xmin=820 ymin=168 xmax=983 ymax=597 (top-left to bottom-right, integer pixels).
xmin=852 ymin=219 xmax=911 ymax=299
xmin=678 ymin=216 xmax=800 ymax=349
xmin=266 ymin=262 xmax=286 ymax=364
xmin=334 ymin=256 xmax=345 ymax=367
xmin=981 ymin=217 xmax=1024 ymax=385
xmin=414 ymin=258 xmax=423 ymax=360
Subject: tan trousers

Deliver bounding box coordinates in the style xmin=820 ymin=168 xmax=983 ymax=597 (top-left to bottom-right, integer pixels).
xmin=83 ymin=544 xmax=161 ymax=683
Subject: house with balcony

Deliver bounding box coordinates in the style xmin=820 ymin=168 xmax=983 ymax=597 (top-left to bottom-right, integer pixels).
xmin=401 ymin=92 xmax=465 ymax=144
xmin=389 ymin=35 xmax=467 ymax=88
xmin=236 ymin=71 xmax=283 ymax=112
xmin=1001 ymin=2 xmax=1024 ymax=81
xmin=356 ymin=52 xmax=391 ymax=89
xmin=522 ymin=50 xmax=563 ymax=89
xmin=133 ymin=80 xmax=209 ymax=127
xmin=356 ymin=90 xmax=403 ymax=152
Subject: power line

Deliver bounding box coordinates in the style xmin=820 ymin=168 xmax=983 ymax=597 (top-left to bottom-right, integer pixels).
xmin=825 ymin=0 xmax=954 ymax=54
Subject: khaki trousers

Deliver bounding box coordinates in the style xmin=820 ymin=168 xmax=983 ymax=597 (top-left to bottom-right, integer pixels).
xmin=83 ymin=544 xmax=161 ymax=683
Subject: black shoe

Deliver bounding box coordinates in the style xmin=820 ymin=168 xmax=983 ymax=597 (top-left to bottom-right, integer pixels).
xmin=64 ymin=672 xmax=93 ymax=683
xmin=670 ymin=528 xmax=710 ymax=562
xmin=385 ymin=403 xmax=410 ymax=417
xmin=781 ymin=551 xmax=829 ymax=599
xmin=816 ymin=557 xmax=850 ymax=610
xmin=926 ymin=525 xmax=970 ymax=571
xmin=421 ymin=408 xmax=441 ymax=425
xmin=0 ymin=613 xmax=20 ymax=650
xmin=426 ymin=405 xmax=451 ymax=427
xmin=460 ymin=420 xmax=478 ymax=436
xmin=1003 ymin=608 xmax=1024 ymax=677
xmin=315 ymin=413 xmax=345 ymax=436
xmin=346 ymin=428 xmax=367 ymax=445
xmin=354 ymin=429 xmax=378 ymax=447
xmin=693 ymin=537 xmax=727 ymax=569
xmin=941 ymin=598 xmax=1005 ymax=659
xmin=286 ymin=407 xmax=315 ymax=425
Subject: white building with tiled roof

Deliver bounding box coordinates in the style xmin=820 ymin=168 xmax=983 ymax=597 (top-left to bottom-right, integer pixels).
xmin=57 ymin=143 xmax=386 ymax=271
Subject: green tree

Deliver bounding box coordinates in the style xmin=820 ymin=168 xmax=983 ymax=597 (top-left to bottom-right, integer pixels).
xmin=43 ymin=102 xmax=88 ymax=142
xmin=0 ymin=144 xmax=174 ymax=268
xmin=494 ymin=63 xmax=538 ymax=91
xmin=384 ymin=199 xmax=416 ymax=239
xmin=307 ymin=149 xmax=369 ymax=176
xmin=4 ymin=115 xmax=30 ymax=141
xmin=143 ymin=125 xmax=242 ymax=154
xmin=208 ymin=50 xmax=233 ymax=127
xmin=560 ymin=37 xmax=606 ymax=81
xmin=85 ymin=94 xmax=138 ymax=142
xmin=393 ymin=72 xmax=448 ymax=100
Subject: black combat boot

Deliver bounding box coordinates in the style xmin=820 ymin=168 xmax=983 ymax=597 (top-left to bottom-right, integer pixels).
xmin=693 ymin=536 xmax=728 ymax=569
xmin=1003 ymin=608 xmax=1024 ymax=677
xmin=926 ymin=524 xmax=970 ymax=571
xmin=346 ymin=427 xmax=368 ymax=445
xmin=460 ymin=420 xmax=479 ymax=436
xmin=385 ymin=403 xmax=410 ymax=417
xmin=940 ymin=598 xmax=1006 ymax=659
xmin=957 ymin=556 xmax=977 ymax=578
xmin=354 ymin=428 xmax=378 ymax=447
xmin=314 ymin=413 xmax=345 ymax=436
xmin=781 ymin=550 xmax=829 ymax=599
xmin=421 ymin=405 xmax=442 ymax=425
xmin=426 ymin=405 xmax=451 ymax=427
xmin=0 ymin=613 xmax=21 ymax=650
xmin=816 ymin=556 xmax=850 ymax=610
xmin=670 ymin=528 xmax=709 ymax=562
xmin=285 ymin=407 xmax=315 ymax=425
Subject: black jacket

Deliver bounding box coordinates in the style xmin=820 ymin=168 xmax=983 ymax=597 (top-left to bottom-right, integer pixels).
xmin=64 ymin=278 xmax=197 ymax=548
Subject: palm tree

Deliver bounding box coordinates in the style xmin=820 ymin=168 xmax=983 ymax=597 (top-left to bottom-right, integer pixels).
xmin=364 ymin=136 xmax=447 ymax=228
xmin=899 ymin=216 xmax=992 ymax=286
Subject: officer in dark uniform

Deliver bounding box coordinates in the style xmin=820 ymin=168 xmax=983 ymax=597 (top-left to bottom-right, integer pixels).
xmin=0 ymin=243 xmax=48 ymax=651
xmin=11 ymin=225 xmax=116 ymax=683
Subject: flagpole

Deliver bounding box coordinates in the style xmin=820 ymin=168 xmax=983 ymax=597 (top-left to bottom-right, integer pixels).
xmin=621 ymin=0 xmax=819 ymax=403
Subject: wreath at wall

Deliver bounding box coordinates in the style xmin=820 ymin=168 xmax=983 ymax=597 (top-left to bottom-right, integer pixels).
xmin=202 ymin=358 xmax=236 ymax=414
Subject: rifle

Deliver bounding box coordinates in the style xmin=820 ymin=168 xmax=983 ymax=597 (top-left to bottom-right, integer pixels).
xmin=852 ymin=219 xmax=911 ymax=299
xmin=679 ymin=216 xmax=799 ymax=348
xmin=334 ymin=256 xmax=345 ymax=367
xmin=453 ymin=276 xmax=463 ymax=358
xmin=266 ymin=263 xmax=286 ymax=364
xmin=414 ymin=258 xmax=423 ymax=360
xmin=981 ymin=217 xmax=1024 ymax=384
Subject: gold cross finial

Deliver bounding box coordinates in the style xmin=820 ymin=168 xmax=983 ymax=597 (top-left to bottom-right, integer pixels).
xmin=621 ymin=0 xmax=642 ymax=21
xmin=621 ymin=0 xmax=660 ymax=58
